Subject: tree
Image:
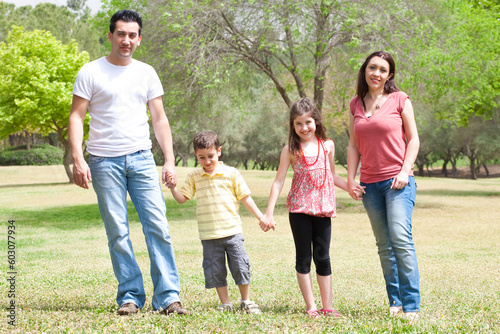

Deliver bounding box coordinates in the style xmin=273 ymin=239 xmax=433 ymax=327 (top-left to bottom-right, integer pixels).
xmin=93 ymin=0 xmax=436 ymax=169
xmin=413 ymin=0 xmax=500 ymax=125
xmin=161 ymin=65 xmax=288 ymax=170
xmin=141 ymin=0 xmax=430 ymax=112
xmin=0 ymin=26 xmax=89 ymax=182
xmin=0 ymin=2 xmax=105 ymax=60
xmin=94 ymin=0 xmax=500 ymax=174
xmin=456 ymin=115 xmax=500 ymax=179
xmin=91 ymin=0 xmax=430 ymax=116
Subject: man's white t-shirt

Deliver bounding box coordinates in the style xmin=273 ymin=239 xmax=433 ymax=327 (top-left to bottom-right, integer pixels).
xmin=73 ymin=57 xmax=164 ymax=157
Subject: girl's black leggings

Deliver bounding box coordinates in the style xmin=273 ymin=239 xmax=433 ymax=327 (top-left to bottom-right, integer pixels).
xmin=289 ymin=212 xmax=332 ymax=276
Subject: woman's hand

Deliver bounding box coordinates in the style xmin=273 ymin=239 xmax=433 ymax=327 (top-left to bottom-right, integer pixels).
xmin=391 ymin=172 xmax=409 ymax=190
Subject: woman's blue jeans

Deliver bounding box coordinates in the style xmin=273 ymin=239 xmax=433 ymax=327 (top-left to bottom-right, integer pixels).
xmin=89 ymin=150 xmax=181 ymax=311
xmin=360 ymin=176 xmax=420 ymax=312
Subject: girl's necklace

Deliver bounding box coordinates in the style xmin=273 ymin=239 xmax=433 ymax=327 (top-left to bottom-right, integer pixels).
xmin=300 ymin=137 xmax=328 ymax=189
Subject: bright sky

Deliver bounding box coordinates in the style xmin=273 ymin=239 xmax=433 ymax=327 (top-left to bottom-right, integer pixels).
xmin=2 ymin=0 xmax=103 ymax=13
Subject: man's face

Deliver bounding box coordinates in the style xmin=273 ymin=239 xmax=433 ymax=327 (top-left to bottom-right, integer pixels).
xmin=108 ymin=20 xmax=142 ymax=62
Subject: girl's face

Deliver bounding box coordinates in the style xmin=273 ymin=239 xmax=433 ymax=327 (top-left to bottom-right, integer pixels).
xmin=365 ymin=56 xmax=391 ymax=91
xmin=293 ymin=113 xmax=316 ymax=142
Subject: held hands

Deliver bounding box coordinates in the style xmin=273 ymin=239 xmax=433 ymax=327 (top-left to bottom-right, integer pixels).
xmin=163 ymin=165 xmax=177 ymax=189
xmin=259 ymin=213 xmax=276 ymax=232
xmin=164 ymin=172 xmax=176 ymax=189
xmin=347 ymin=180 xmax=366 ymax=201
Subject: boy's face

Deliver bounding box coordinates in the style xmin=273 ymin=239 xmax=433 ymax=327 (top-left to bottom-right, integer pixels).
xmin=195 ymin=146 xmax=222 ymax=174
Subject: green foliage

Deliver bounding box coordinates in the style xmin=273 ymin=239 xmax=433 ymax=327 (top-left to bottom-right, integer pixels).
xmin=89 ymin=0 xmax=500 ymax=174
xmin=0 ymin=144 xmax=63 ymax=166
xmin=0 ymin=2 xmax=105 ymax=60
xmin=0 ymin=26 xmax=89 ymax=139
xmin=136 ymin=0 xmax=423 ymax=111
xmin=410 ymin=0 xmax=500 ymax=125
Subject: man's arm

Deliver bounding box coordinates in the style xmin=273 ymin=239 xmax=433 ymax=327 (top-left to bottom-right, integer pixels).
xmin=68 ymin=95 xmax=91 ymax=189
xmin=148 ymin=96 xmax=177 ymax=187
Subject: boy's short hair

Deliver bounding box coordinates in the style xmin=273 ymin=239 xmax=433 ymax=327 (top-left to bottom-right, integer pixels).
xmin=193 ymin=131 xmax=220 ymax=152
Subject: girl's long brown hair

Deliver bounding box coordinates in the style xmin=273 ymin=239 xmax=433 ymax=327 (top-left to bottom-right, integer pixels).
xmin=288 ymin=98 xmax=327 ymax=157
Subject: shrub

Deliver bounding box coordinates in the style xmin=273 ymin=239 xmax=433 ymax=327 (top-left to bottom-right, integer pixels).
xmin=0 ymin=144 xmax=64 ymax=166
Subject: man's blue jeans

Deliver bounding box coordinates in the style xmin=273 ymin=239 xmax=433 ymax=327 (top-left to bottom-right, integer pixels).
xmin=360 ymin=176 xmax=420 ymax=312
xmin=89 ymin=150 xmax=180 ymax=311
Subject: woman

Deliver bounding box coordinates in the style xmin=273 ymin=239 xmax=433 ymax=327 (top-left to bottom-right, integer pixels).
xmin=347 ymin=51 xmax=420 ymax=321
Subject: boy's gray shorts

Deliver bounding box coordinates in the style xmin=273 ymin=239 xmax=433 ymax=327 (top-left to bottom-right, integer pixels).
xmin=201 ymin=233 xmax=251 ymax=289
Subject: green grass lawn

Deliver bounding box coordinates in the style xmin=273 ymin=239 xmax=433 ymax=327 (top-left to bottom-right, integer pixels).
xmin=0 ymin=166 xmax=499 ymax=333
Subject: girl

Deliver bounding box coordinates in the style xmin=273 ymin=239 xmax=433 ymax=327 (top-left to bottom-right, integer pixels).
xmin=260 ymin=98 xmax=363 ymax=318
xmin=347 ymin=51 xmax=420 ymax=321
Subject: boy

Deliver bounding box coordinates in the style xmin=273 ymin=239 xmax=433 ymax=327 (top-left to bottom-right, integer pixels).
xmin=168 ymin=131 xmax=272 ymax=313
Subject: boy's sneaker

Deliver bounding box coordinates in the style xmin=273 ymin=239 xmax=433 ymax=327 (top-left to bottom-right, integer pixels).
xmin=216 ymin=303 xmax=233 ymax=312
xmin=240 ymin=300 xmax=262 ymax=314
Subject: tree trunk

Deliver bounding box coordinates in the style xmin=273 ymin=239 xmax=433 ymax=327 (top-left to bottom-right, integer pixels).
xmin=314 ymin=67 xmax=326 ymax=112
xmin=57 ymin=127 xmax=74 ymax=183
xmin=24 ymin=131 xmax=31 ymax=150
xmin=465 ymin=144 xmax=478 ymax=180
xmin=425 ymin=163 xmax=432 ymax=177
xmin=9 ymin=133 xmax=24 ymax=147
xmin=441 ymin=159 xmax=449 ymax=177
xmin=415 ymin=160 xmax=424 ymax=177
xmin=482 ymin=163 xmax=490 ymax=176
xmin=63 ymin=145 xmax=74 ymax=183
xmin=450 ymin=157 xmax=458 ymax=178
xmin=469 ymin=158 xmax=477 ymax=180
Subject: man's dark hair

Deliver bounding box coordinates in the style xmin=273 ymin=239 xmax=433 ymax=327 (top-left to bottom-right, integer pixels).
xmin=109 ymin=10 xmax=143 ymax=36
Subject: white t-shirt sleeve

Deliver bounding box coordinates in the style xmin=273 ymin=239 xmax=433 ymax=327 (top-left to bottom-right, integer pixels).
xmin=146 ymin=66 xmax=164 ymax=101
xmin=73 ymin=64 xmax=93 ymax=101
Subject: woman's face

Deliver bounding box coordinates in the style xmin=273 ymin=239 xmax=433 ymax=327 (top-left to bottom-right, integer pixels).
xmin=365 ymin=56 xmax=391 ymax=92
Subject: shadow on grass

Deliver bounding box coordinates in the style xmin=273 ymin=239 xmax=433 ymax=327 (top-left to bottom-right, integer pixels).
xmin=0 ymin=182 xmax=70 ymax=189
xmin=2 ymin=195 xmax=361 ymax=231
xmin=5 ymin=204 xmax=105 ymax=230
xmin=17 ymin=304 xmax=118 ymax=314
xmin=19 ymin=302 xmax=294 ymax=315
xmin=3 ymin=199 xmax=198 ymax=230
xmin=417 ymin=189 xmax=500 ymax=197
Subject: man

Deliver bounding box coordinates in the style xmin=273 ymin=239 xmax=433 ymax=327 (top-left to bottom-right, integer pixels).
xmin=68 ymin=10 xmax=188 ymax=316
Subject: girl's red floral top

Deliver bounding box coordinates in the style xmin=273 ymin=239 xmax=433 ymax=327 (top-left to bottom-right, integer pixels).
xmin=286 ymin=140 xmax=336 ymax=217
